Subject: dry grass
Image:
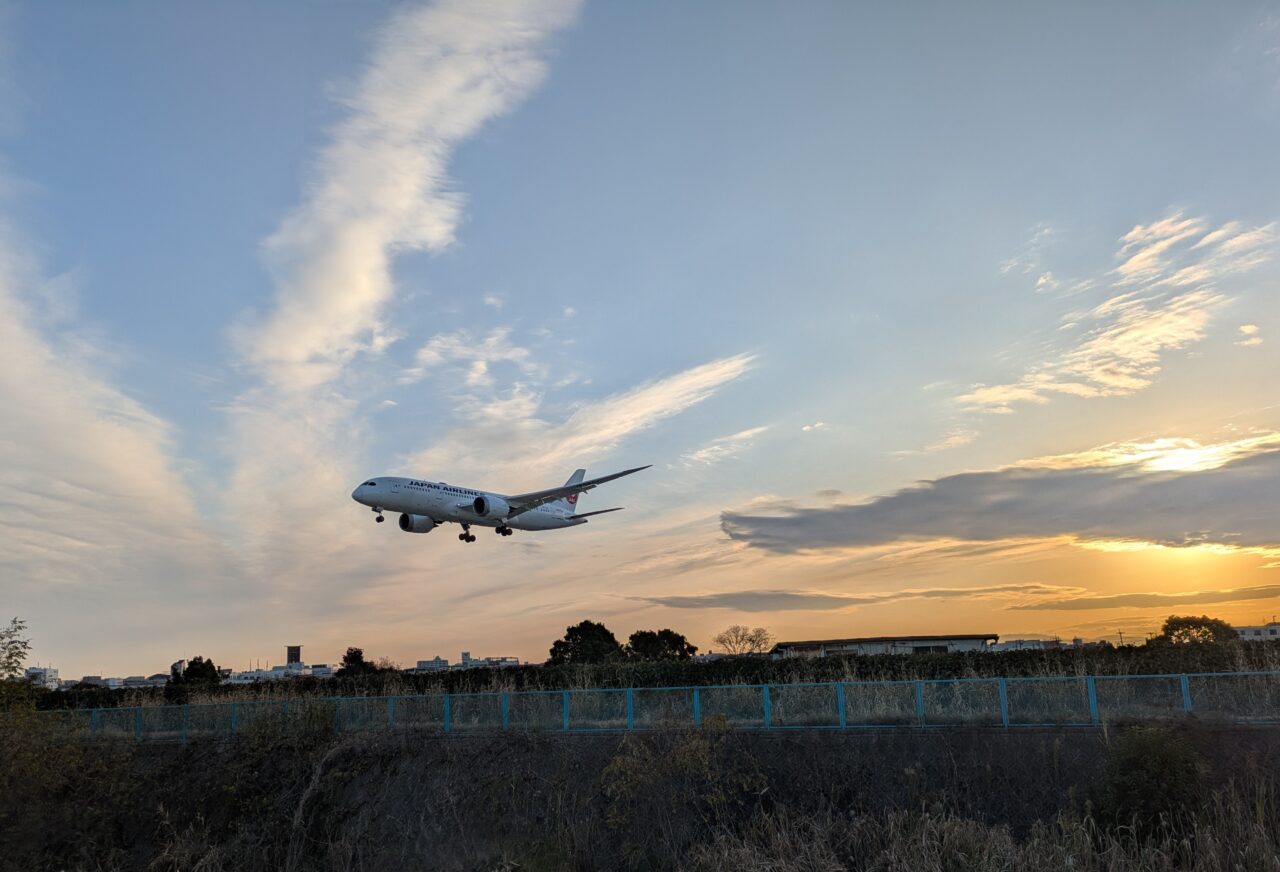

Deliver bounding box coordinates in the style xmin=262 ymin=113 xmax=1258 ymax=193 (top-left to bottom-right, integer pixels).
xmin=684 ymin=789 xmax=1280 ymax=872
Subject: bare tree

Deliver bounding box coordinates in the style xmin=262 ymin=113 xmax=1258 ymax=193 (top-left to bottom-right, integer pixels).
xmin=1 ymin=617 xmax=31 ymax=680
xmin=712 ymin=625 xmax=774 ymax=655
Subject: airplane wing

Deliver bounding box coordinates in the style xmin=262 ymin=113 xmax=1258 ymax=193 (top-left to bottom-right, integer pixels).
xmin=504 ymin=466 xmax=650 ymax=517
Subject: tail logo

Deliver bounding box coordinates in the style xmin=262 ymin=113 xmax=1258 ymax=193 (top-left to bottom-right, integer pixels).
xmin=566 ymin=493 xmax=578 ymax=506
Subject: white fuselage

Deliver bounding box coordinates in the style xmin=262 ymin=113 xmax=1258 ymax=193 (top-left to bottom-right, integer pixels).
xmin=351 ymin=477 xmax=582 ymax=532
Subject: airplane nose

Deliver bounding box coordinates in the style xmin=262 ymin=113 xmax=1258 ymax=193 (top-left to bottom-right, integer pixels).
xmin=351 ymin=484 xmax=364 ymax=502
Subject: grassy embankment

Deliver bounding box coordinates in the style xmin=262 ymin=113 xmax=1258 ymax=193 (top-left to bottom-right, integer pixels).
xmin=1 ymin=708 xmax=1278 ymax=871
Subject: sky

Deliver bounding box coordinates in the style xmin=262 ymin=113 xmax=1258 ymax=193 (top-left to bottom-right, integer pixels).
xmin=2 ymin=1 xmax=1279 ymax=678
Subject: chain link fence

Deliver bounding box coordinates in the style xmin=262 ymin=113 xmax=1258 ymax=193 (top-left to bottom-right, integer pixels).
xmin=41 ymin=671 xmax=1280 ymax=742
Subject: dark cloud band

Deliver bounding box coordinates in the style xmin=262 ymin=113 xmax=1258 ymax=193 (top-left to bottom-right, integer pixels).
xmin=631 ymin=583 xmax=1077 ymax=612
xmin=721 ymin=450 xmax=1280 ymax=554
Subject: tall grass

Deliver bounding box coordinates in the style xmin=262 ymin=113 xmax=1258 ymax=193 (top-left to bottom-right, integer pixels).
xmin=3 ymin=718 xmax=1278 ymax=871
xmin=684 ymin=791 xmax=1280 ymax=872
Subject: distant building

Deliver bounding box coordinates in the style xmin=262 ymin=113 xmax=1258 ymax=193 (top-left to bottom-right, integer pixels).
xmin=771 ymin=634 xmax=999 ymax=659
xmin=225 ymin=663 xmax=313 ymax=684
xmin=453 ymin=652 xmax=520 ymax=670
xmin=24 ymin=666 xmax=59 ymax=690
xmin=287 ymin=645 xmax=302 ymax=665
xmin=310 ymin=664 xmax=335 ymax=679
xmin=415 ymin=656 xmax=449 ymax=672
xmin=991 ymin=638 xmax=1062 ymax=652
xmin=1237 ymin=623 xmax=1280 ymax=641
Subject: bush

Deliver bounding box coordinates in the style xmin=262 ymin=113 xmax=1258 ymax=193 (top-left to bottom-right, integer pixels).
xmin=1092 ymin=726 xmax=1208 ymax=837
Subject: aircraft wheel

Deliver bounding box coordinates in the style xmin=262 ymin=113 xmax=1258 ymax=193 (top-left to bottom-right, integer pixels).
xmin=375 ymin=515 xmax=384 ymax=523
xmin=458 ymin=533 xmax=467 ymax=541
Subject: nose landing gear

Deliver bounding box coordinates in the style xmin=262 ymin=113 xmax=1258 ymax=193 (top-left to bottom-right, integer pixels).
xmin=373 ymin=508 xmax=384 ymax=523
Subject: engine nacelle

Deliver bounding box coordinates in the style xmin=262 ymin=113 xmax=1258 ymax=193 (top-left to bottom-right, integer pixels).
xmin=398 ymin=513 xmax=437 ymax=533
xmin=472 ymin=495 xmax=511 ymax=518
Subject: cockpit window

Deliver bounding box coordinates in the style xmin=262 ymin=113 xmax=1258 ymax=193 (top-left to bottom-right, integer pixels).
xmin=363 ymin=481 xmax=377 ymax=487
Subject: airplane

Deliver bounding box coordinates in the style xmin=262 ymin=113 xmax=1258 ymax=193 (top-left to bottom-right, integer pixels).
xmin=350 ymin=465 xmax=651 ymax=542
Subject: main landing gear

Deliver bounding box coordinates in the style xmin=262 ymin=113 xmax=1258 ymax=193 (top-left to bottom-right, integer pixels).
xmin=372 ymin=508 xmax=385 ymax=523
xmin=458 ymin=523 xmax=476 ymax=543
xmin=495 ymin=525 xmax=513 ymax=537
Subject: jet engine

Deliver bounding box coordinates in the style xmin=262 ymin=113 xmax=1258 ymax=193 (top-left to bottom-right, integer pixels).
xmin=472 ymin=495 xmax=511 ymax=518
xmin=398 ymin=513 xmax=437 ymax=533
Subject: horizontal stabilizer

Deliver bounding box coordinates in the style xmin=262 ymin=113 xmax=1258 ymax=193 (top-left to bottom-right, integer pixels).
xmin=571 ymin=507 xmax=624 ymax=520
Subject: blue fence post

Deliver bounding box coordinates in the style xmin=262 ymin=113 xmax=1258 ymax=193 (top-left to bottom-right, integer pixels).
xmin=387 ymin=695 xmax=396 ymax=727
xmin=134 ymin=707 xmax=143 ymax=741
xmin=562 ymin=691 xmax=570 ymax=731
xmin=692 ymin=688 xmax=702 ymax=727
xmin=835 ymin=683 xmax=846 ymax=729
xmin=443 ymin=694 xmax=452 ymax=734
xmin=762 ymin=685 xmax=773 ymax=729
xmin=90 ymin=708 xmax=99 ymax=737
xmin=230 ymin=702 xmax=238 ymax=735
xmin=998 ymin=678 xmax=1010 ymax=728
xmin=914 ymin=681 xmax=926 ymax=726
xmin=1086 ymin=676 xmax=1100 ymax=725
xmin=501 ymin=693 xmax=510 ymax=731
xmin=626 ymin=688 xmax=635 ymax=730
xmin=1180 ymin=674 xmax=1193 ymax=714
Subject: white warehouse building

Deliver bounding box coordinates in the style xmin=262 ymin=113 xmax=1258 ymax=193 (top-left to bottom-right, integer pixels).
xmin=1236 ymin=623 xmax=1280 ymax=641
xmin=771 ymin=634 xmax=999 ymax=659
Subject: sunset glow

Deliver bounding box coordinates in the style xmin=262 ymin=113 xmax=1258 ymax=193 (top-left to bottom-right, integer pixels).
xmin=2 ymin=2 xmax=1278 ymax=677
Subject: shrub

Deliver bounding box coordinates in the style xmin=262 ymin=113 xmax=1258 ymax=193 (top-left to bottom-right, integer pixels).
xmin=1092 ymin=726 xmax=1208 ymax=837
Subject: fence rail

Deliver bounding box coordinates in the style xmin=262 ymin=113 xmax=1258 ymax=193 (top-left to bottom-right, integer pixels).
xmin=35 ymin=671 xmax=1280 ymax=742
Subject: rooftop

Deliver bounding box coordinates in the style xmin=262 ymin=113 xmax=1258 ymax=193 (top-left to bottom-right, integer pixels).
xmin=773 ymin=633 xmax=1000 ymax=649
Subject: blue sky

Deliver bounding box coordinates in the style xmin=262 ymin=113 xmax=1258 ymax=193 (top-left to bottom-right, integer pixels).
xmin=3 ymin=1 xmax=1279 ymax=677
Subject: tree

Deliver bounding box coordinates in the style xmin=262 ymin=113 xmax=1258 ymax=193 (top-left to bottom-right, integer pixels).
xmin=627 ymin=629 xmax=698 ymax=661
xmin=1152 ymin=615 xmax=1237 ymax=645
xmin=713 ymin=625 xmax=774 ymax=655
xmin=170 ymin=656 xmax=221 ymax=685
xmin=1 ymin=618 xmax=31 ymax=680
xmin=548 ymin=620 xmax=624 ymax=665
xmin=337 ymin=646 xmax=372 ymax=677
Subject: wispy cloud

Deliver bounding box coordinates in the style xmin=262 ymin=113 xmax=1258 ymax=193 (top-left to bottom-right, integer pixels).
xmin=399 ymin=327 xmax=542 ymax=388
xmin=962 ymin=212 xmax=1276 ymax=413
xmin=0 ymin=234 xmax=235 ymax=626
xmin=223 ymin=0 xmax=582 ymax=596
xmin=1018 ymin=432 xmax=1280 ymax=473
xmin=632 ymin=583 xmax=1083 ymax=612
xmin=682 ymin=426 xmax=768 ymax=467
xmin=236 ymin=0 xmax=581 ymax=391
xmin=998 ymin=223 xmax=1054 ymax=276
xmin=898 ymin=429 xmax=978 ymax=456
xmin=1013 ymin=583 xmax=1280 ymax=611
xmin=406 ymin=353 xmax=756 ymax=484
xmin=722 ymin=439 xmax=1280 ymax=555
xmin=1238 ymin=323 xmax=1263 ymax=347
